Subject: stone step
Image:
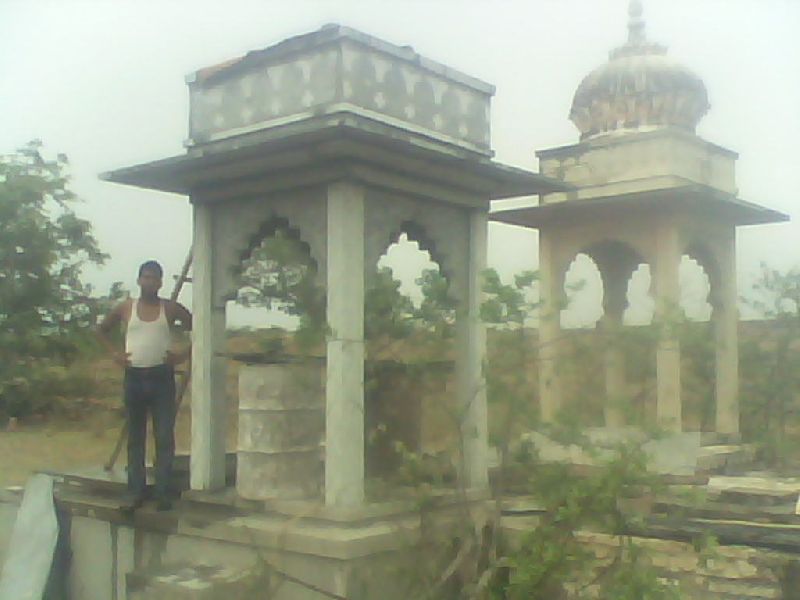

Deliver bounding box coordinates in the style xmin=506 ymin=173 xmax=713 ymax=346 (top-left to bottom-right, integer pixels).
xmin=707 ymin=475 xmax=800 ymax=510
xmin=696 ymin=444 xmax=754 ymax=474
xmin=699 ymin=431 xmax=741 ymax=446
xmin=127 ymin=564 xmax=266 ymax=600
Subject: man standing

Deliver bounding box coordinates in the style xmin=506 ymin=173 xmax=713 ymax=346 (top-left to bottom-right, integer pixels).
xmin=98 ymin=260 xmax=192 ymax=511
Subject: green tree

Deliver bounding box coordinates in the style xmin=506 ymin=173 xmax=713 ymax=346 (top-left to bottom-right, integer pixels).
xmin=0 ymin=141 xmax=107 ymax=417
xmin=741 ymin=264 xmax=800 ymax=467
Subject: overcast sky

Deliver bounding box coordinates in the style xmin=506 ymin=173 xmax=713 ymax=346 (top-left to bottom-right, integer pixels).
xmin=2 ymin=0 xmax=798 ymax=326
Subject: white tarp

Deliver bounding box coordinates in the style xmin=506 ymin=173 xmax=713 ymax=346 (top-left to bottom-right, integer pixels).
xmin=0 ymin=474 xmax=59 ymax=600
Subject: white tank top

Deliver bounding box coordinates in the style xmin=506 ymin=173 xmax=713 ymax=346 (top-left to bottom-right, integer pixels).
xmin=125 ymin=299 xmax=172 ymax=368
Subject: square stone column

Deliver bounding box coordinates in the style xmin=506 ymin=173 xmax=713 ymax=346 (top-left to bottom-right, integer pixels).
xmin=601 ymin=312 xmax=627 ymax=428
xmin=653 ymin=223 xmax=682 ymax=432
xmin=538 ymin=229 xmax=563 ymax=423
xmin=598 ymin=257 xmax=635 ymax=428
xmin=325 ymin=182 xmax=365 ymax=507
xmin=190 ymin=202 xmax=228 ymax=490
xmin=455 ymin=208 xmax=489 ymax=490
xmin=714 ymin=230 xmax=739 ymax=435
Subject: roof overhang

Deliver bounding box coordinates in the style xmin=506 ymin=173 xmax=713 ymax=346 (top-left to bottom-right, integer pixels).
xmin=101 ymin=114 xmax=569 ymax=203
xmin=490 ymin=185 xmax=789 ymax=229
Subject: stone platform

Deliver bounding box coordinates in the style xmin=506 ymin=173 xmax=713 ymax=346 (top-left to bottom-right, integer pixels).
xmin=519 ymin=427 xmax=753 ymax=478
xmin=0 ymin=470 xmax=490 ymax=600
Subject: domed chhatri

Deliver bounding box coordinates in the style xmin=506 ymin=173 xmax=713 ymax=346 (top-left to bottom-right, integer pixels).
xmin=569 ymin=0 xmax=709 ymax=140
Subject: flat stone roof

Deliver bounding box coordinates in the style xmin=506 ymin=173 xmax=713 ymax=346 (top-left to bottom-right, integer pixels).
xmin=102 ymin=117 xmax=569 ymax=201
xmin=491 ymin=184 xmax=789 ymax=228
xmin=536 ymin=127 xmax=740 ymax=160
xmin=188 ymin=23 xmax=496 ymax=95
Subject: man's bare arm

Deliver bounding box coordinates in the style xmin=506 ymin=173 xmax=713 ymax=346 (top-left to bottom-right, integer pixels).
xmin=97 ymin=302 xmax=130 ymax=368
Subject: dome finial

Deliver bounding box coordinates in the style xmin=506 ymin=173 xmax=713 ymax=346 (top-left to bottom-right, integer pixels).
xmin=569 ymin=0 xmax=709 ymax=140
xmin=628 ymin=0 xmax=646 ymax=45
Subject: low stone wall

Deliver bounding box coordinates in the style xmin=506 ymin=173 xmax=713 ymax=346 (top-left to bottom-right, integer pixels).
xmin=575 ymin=532 xmax=797 ymax=599
xmin=502 ymin=513 xmax=799 ymax=599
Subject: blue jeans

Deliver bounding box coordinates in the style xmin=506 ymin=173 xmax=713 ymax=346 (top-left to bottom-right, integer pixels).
xmin=124 ymin=365 xmax=176 ymax=500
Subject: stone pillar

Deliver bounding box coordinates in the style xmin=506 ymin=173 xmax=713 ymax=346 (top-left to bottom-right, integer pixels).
xmin=455 ymin=208 xmax=489 ymax=490
xmin=538 ymin=230 xmax=564 ymax=423
xmin=325 ymin=182 xmax=365 ymax=507
xmin=600 ymin=264 xmax=630 ymax=428
xmin=652 ymin=224 xmax=682 ymax=432
xmin=713 ymin=231 xmax=739 ymax=435
xmin=190 ymin=202 xmax=228 ymax=490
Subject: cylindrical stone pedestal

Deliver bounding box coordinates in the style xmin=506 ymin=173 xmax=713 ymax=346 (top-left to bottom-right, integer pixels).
xmin=237 ymin=362 xmax=324 ymax=500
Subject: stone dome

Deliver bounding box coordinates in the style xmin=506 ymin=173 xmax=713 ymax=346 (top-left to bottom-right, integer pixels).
xmin=569 ymin=0 xmax=709 ymax=140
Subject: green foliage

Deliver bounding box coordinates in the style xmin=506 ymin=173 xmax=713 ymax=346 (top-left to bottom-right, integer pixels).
xmin=415 ymin=268 xmax=457 ymax=338
xmin=505 ymin=444 xmax=673 ymax=600
xmin=679 ymin=321 xmax=716 ymax=431
xmin=480 ymin=269 xmax=539 ymax=327
xmin=364 ymin=266 xmax=416 ymax=342
xmin=740 ymin=264 xmax=800 ymax=467
xmin=378 ymin=268 xmax=680 ymax=600
xmin=236 ymin=229 xmax=457 ymax=354
xmin=0 ymin=141 xmax=107 ymax=417
xmin=234 ymin=252 xmax=708 ymax=598
xmin=594 ymin=541 xmax=680 ymax=600
xmin=237 ymin=229 xmax=326 ymax=350
xmin=481 ymin=269 xmax=540 ymax=451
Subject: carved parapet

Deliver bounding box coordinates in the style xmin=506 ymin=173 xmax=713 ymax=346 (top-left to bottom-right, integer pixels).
xmin=187 ymin=24 xmax=493 ymax=156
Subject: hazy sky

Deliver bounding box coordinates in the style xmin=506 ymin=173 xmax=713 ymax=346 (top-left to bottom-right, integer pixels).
xmin=2 ymin=0 xmax=798 ymax=326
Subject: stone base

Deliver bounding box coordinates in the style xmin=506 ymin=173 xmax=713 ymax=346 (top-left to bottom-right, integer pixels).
xmin=127 ymin=564 xmax=266 ymax=600
xmin=518 ymin=428 xmax=753 ymax=478
xmin=1 ymin=477 xmax=490 ymax=600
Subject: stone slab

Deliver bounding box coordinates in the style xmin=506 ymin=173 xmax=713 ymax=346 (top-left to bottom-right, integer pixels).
xmin=0 ymin=474 xmax=58 ymax=600
xmin=519 ymin=429 xmax=706 ymax=476
xmin=237 ymin=450 xmax=323 ymax=501
xmin=128 ymin=564 xmax=264 ymax=600
xmin=238 ymin=409 xmax=324 ymax=453
xmin=707 ymin=475 xmax=800 ymax=512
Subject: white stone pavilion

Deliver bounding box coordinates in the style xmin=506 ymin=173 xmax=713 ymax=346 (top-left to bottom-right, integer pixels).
xmin=104 ymin=24 xmax=565 ymax=505
xmin=493 ymin=1 xmax=787 ymax=435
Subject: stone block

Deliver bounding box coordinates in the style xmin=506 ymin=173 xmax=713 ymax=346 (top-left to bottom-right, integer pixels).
xmin=237 ymin=450 xmax=322 ymax=500
xmin=239 ymin=408 xmax=324 ymax=453
xmin=68 ymin=516 xmax=113 ymax=600
xmin=238 ymin=363 xmax=323 ymax=411
xmin=237 ymin=364 xmax=325 ymax=500
xmin=0 ymin=498 xmax=19 ymax=575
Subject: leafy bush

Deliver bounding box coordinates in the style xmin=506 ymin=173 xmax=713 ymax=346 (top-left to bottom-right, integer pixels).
xmin=0 ymin=141 xmax=107 ymax=418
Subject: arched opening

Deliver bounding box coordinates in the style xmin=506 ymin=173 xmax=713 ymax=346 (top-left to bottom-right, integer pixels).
xmin=680 ymin=255 xmax=713 ymax=321
xmin=680 ymin=246 xmax=718 ymax=431
xmin=225 ymin=217 xmax=326 ymax=500
xmin=227 ymin=217 xmax=324 ymax=352
xmin=622 ymin=263 xmax=657 ymax=425
xmin=366 ymin=227 xmax=456 ymax=489
xmin=560 ymin=253 xmax=604 ymax=329
xmin=625 ymin=264 xmax=654 ymax=326
xmin=557 ymin=252 xmax=605 ymax=426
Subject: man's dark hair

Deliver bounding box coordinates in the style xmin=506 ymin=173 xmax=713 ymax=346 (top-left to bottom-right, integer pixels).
xmin=138 ymin=260 xmax=164 ymax=278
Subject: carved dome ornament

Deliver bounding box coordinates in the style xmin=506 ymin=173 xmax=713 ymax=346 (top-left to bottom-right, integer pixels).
xmin=569 ymin=0 xmax=710 ymax=140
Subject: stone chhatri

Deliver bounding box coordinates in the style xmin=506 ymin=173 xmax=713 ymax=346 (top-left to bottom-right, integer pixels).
xmin=569 ymin=0 xmax=709 ymax=139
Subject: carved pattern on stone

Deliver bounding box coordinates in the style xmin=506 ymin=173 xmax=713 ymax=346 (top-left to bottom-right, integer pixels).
xmin=364 ymin=191 xmax=469 ymax=306
xmin=191 ymin=43 xmax=490 ymax=148
xmin=211 ymin=191 xmax=327 ymax=305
